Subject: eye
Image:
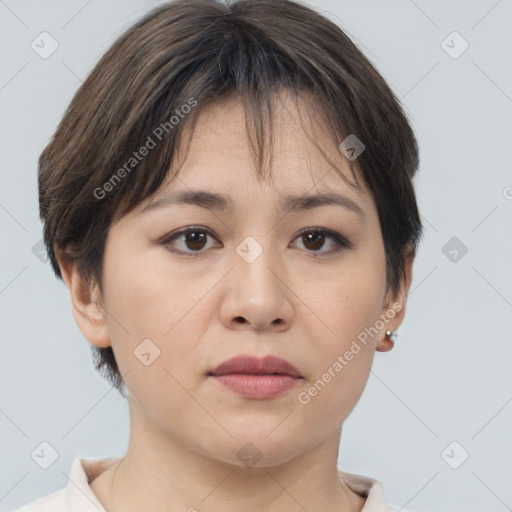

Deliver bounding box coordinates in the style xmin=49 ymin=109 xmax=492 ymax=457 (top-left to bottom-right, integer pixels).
xmin=290 ymin=228 xmax=352 ymax=256
xmin=160 ymin=226 xmax=352 ymax=256
xmin=161 ymin=226 xmax=219 ymax=256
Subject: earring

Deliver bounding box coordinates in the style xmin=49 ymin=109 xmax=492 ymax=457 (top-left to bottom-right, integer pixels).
xmin=385 ymin=330 xmax=397 ymax=343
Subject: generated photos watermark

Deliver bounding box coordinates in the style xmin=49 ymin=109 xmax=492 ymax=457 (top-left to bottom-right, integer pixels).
xmin=93 ymin=97 xmax=198 ymax=200
xmin=297 ymin=301 xmax=402 ymax=405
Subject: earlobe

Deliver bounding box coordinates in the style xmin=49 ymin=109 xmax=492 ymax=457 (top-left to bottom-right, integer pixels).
xmin=376 ymin=247 xmax=416 ymax=352
xmin=55 ymin=247 xmax=111 ymax=348
xmin=377 ymin=330 xmax=396 ymax=352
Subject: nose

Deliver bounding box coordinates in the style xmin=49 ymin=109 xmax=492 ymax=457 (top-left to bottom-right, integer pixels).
xmin=218 ymin=238 xmax=294 ymax=332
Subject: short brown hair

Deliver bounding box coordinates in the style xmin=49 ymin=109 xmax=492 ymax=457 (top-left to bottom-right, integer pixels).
xmin=39 ymin=0 xmax=423 ymax=396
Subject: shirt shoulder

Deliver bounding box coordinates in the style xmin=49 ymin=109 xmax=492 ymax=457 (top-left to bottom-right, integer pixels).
xmin=8 ymin=456 xmax=120 ymax=512
xmin=338 ymin=468 xmax=406 ymax=512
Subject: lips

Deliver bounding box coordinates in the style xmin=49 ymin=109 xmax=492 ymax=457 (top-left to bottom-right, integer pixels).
xmin=208 ymin=355 xmax=302 ymax=378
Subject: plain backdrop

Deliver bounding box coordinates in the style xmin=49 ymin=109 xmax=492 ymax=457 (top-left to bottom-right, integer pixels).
xmin=1 ymin=1 xmax=511 ymax=511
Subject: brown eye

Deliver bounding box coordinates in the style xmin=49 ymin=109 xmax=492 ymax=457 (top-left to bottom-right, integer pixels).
xmin=162 ymin=227 xmax=219 ymax=255
xmin=182 ymin=231 xmax=207 ymax=251
xmin=291 ymin=229 xmax=351 ymax=255
xmin=302 ymin=231 xmax=326 ymax=251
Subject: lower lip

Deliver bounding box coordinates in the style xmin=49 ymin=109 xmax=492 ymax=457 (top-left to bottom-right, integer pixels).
xmin=209 ymin=374 xmax=301 ymax=399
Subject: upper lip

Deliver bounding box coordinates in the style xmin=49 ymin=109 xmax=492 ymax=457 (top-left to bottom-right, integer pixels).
xmin=208 ymin=355 xmax=302 ymax=378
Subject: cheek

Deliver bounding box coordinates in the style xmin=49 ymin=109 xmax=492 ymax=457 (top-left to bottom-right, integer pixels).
xmin=301 ymin=241 xmax=387 ymax=348
xmin=102 ymin=234 xmax=202 ymax=335
xmin=294 ymin=242 xmax=386 ymax=418
xmin=296 ymin=289 xmax=382 ymax=432
xmin=101 ymin=238 xmax=216 ymax=397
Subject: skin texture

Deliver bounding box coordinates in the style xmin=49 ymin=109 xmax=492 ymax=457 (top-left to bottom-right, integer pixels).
xmin=57 ymin=90 xmax=414 ymax=512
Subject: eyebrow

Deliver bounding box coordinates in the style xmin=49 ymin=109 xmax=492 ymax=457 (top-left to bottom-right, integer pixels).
xmin=141 ymin=190 xmax=365 ymax=219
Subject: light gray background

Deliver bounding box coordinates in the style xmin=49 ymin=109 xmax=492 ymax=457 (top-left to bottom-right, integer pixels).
xmin=1 ymin=1 xmax=511 ymax=511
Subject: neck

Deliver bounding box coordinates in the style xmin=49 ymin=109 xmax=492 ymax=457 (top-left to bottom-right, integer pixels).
xmin=91 ymin=398 xmax=366 ymax=512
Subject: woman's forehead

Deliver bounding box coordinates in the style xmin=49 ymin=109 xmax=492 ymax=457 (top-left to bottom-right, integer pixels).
xmin=172 ymin=91 xmax=364 ymax=190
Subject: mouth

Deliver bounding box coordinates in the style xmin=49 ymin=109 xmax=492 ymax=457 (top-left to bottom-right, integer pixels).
xmin=207 ymin=355 xmax=303 ymax=399
xmin=208 ymin=354 xmax=302 ymax=378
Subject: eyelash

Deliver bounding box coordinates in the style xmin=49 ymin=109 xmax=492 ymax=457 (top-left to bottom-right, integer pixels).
xmin=159 ymin=226 xmax=352 ymax=257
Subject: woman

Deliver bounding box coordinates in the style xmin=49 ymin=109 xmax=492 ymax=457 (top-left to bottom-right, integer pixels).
xmin=16 ymin=0 xmax=423 ymax=510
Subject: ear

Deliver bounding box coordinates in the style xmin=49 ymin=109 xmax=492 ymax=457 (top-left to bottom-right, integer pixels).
xmin=376 ymin=246 xmax=415 ymax=352
xmin=55 ymin=247 xmax=111 ymax=348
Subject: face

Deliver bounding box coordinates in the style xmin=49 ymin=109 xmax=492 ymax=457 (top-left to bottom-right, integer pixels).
xmin=63 ymin=90 xmax=411 ymax=467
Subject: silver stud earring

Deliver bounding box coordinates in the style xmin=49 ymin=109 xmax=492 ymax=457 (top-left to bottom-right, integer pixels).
xmin=385 ymin=330 xmax=397 ymax=343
